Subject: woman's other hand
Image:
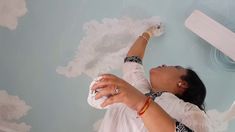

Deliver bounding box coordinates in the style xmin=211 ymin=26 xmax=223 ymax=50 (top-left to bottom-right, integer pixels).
xmin=91 ymin=74 xmax=147 ymax=112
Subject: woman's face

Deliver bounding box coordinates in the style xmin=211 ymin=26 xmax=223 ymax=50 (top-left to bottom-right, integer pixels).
xmin=149 ymin=65 xmax=187 ymax=93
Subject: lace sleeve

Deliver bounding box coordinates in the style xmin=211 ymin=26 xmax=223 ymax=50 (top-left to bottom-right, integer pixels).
xmin=122 ymin=56 xmax=150 ymax=93
xmin=180 ymin=111 xmax=210 ymax=132
xmin=155 ymin=93 xmax=210 ymax=132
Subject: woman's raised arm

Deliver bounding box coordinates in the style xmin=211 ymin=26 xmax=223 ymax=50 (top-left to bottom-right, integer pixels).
xmin=127 ymin=26 xmax=158 ymax=59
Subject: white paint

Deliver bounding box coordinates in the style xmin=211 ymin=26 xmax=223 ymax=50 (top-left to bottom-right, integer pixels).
xmin=0 ymin=90 xmax=31 ymax=132
xmin=0 ymin=0 xmax=27 ymax=30
xmin=57 ymin=17 xmax=164 ymax=78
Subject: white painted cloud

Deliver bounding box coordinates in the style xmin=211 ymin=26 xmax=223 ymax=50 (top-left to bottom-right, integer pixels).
xmin=0 ymin=90 xmax=31 ymax=132
xmin=0 ymin=0 xmax=27 ymax=30
xmin=206 ymin=100 xmax=235 ymax=131
xmin=57 ymin=16 xmax=163 ymax=78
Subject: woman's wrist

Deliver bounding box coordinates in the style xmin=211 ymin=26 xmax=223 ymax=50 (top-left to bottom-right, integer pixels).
xmin=135 ymin=95 xmax=149 ymax=113
xmin=139 ymin=32 xmax=151 ymax=42
xmin=142 ymin=32 xmax=151 ymax=39
xmin=137 ymin=97 xmax=152 ymax=116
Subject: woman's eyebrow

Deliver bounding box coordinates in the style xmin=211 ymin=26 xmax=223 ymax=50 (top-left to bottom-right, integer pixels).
xmin=174 ymin=65 xmax=183 ymax=69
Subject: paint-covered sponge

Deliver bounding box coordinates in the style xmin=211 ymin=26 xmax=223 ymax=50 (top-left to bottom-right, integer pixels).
xmin=87 ymin=77 xmax=109 ymax=109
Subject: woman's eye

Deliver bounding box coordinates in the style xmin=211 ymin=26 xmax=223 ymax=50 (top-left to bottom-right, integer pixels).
xmin=175 ymin=66 xmax=182 ymax=69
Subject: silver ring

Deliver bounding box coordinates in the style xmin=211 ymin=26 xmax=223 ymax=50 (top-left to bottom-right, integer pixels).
xmin=113 ymin=86 xmax=120 ymax=95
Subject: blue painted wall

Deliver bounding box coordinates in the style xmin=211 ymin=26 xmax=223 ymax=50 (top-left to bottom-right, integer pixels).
xmin=0 ymin=0 xmax=234 ymax=131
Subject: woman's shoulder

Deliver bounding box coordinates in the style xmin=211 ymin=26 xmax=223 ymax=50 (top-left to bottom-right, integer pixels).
xmin=160 ymin=92 xmax=178 ymax=99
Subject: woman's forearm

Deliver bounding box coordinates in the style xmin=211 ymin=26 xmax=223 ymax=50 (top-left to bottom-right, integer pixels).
xmin=92 ymin=74 xmax=176 ymax=132
xmin=127 ymin=32 xmax=150 ymax=59
xmin=141 ymin=100 xmax=176 ymax=132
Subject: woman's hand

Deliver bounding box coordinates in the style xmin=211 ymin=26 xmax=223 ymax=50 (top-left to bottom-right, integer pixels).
xmin=91 ymin=74 xmax=147 ymax=112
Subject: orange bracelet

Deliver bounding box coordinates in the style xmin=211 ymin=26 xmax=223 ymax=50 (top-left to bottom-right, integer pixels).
xmin=138 ymin=97 xmax=152 ymax=116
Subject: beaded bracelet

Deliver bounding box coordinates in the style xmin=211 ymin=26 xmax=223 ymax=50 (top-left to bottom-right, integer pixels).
xmin=138 ymin=97 xmax=152 ymax=116
xmin=145 ymin=31 xmax=152 ymax=38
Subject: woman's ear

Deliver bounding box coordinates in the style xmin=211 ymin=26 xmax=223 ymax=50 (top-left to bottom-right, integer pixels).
xmin=177 ymin=81 xmax=188 ymax=93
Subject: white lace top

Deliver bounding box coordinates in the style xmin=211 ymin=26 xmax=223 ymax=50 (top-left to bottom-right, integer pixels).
xmin=88 ymin=61 xmax=210 ymax=132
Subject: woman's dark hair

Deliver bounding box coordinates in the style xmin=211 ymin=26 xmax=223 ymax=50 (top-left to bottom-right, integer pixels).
xmin=177 ymin=69 xmax=206 ymax=111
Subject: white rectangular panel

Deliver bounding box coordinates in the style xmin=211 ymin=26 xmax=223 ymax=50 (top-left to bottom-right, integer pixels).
xmin=185 ymin=10 xmax=235 ymax=61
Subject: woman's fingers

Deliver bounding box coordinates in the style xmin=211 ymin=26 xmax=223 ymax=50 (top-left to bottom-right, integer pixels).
xmin=92 ymin=81 xmax=113 ymax=91
xmin=95 ymin=85 xmax=117 ymax=99
xmin=91 ymin=73 xmax=148 ymax=111
xmin=97 ymin=74 xmax=116 ymax=81
xmin=101 ymin=95 xmax=120 ymax=108
xmin=92 ymin=74 xmax=121 ymax=91
xmin=94 ymin=84 xmax=123 ymax=108
xmin=90 ymin=73 xmax=133 ymax=108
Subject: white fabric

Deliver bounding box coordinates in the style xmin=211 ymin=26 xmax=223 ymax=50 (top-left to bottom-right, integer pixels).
xmin=88 ymin=62 xmax=210 ymax=132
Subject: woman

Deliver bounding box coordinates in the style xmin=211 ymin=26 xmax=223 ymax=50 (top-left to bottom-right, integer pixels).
xmin=89 ymin=25 xmax=210 ymax=132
